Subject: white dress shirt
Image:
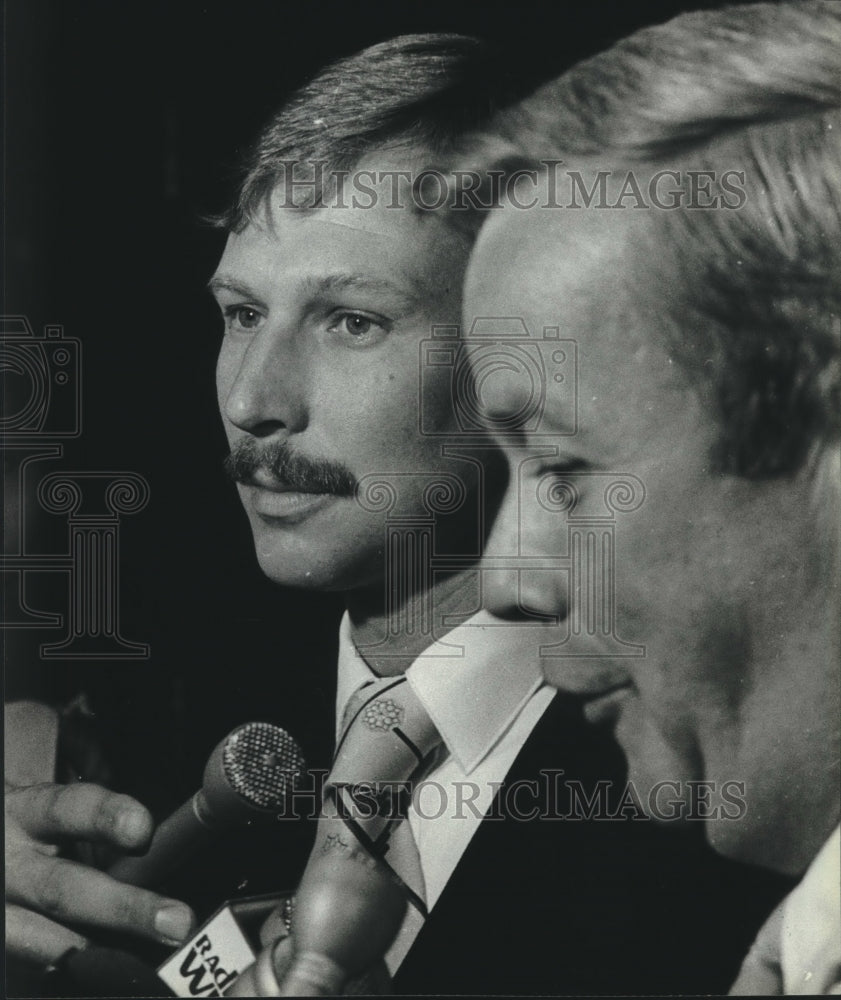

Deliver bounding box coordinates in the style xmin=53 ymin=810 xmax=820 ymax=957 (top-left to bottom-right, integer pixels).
xmin=335 ymin=609 xmax=556 ymax=972
xmin=780 ymin=825 xmax=841 ymax=994
xmin=730 ymin=826 xmax=841 ymax=995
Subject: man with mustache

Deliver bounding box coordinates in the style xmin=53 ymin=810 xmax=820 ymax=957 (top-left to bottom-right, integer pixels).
xmin=6 ymin=31 xmax=785 ymax=996
xmin=459 ymin=1 xmax=840 ymax=992
xmin=225 ymin=441 xmax=356 ymax=502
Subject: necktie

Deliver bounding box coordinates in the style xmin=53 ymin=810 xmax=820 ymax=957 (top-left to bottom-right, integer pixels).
xmin=268 ymin=675 xmax=443 ymax=995
xmin=330 ymin=675 xmax=439 ymax=918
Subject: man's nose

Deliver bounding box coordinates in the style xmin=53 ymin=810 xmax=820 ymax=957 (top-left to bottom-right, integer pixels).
xmin=480 ymin=477 xmax=567 ymax=623
xmin=220 ymin=324 xmax=307 ymax=436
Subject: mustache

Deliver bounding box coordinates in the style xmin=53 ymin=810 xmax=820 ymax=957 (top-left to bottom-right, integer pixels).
xmin=224 ymin=439 xmax=357 ymax=497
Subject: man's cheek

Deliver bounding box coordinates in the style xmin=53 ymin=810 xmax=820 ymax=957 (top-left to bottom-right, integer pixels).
xmin=610 ymin=577 xmax=654 ymax=645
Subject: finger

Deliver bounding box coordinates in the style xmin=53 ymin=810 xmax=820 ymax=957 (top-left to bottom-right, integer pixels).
xmin=259 ymin=907 xmax=291 ymax=948
xmin=5 ymin=903 xmax=88 ymax=966
xmin=8 ymin=783 xmax=153 ymax=851
xmin=7 ymin=854 xmax=195 ymax=947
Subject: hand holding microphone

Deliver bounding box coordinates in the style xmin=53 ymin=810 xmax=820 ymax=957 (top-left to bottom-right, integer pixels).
xmin=5 ymin=780 xmax=194 ymax=965
xmin=7 ymin=719 xmax=306 ymax=996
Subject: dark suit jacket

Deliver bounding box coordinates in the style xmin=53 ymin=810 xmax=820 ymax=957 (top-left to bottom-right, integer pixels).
xmin=394 ymin=694 xmax=791 ymax=996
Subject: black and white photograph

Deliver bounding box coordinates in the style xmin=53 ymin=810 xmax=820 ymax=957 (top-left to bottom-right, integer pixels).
xmin=4 ymin=1 xmax=840 ymax=996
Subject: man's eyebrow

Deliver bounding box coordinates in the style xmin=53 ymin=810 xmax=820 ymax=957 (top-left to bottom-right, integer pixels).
xmin=302 ymin=273 xmax=425 ymax=310
xmin=206 ymin=275 xmax=267 ymax=306
xmin=207 ymin=271 xmax=429 ymax=311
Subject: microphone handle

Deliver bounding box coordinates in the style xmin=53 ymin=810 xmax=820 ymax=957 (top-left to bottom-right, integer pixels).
xmin=108 ymin=793 xmax=215 ymax=888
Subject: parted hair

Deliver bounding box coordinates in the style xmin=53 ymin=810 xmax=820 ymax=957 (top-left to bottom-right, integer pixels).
xmin=218 ymin=33 xmax=518 ymax=230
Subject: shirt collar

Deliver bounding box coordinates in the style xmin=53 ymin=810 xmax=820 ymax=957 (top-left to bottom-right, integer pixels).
xmin=335 ymin=612 xmax=376 ymax=740
xmin=335 ymin=610 xmax=545 ymax=774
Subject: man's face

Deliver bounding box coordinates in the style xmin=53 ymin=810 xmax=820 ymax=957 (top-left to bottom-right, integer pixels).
xmin=212 ymin=158 xmax=467 ymax=591
xmin=464 ymin=202 xmax=839 ymax=871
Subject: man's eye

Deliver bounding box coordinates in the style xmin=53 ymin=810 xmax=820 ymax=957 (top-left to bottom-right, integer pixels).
xmin=224 ymin=306 xmax=263 ymax=331
xmin=342 ymin=315 xmax=372 ymax=336
xmin=329 ymin=312 xmax=389 ymax=340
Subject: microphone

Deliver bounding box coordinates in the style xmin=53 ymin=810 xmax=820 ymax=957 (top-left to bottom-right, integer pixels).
xmin=226 ymin=833 xmax=406 ymax=996
xmin=109 ymin=722 xmax=306 ymax=888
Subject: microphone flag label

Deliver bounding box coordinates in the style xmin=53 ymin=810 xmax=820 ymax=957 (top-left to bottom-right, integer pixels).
xmin=157 ymin=905 xmax=255 ymax=997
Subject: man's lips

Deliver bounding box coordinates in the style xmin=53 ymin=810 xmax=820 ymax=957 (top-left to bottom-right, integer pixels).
xmin=242 ymin=475 xmax=341 ymax=521
xmin=246 ymin=470 xmax=325 ymax=493
xmin=577 ymin=682 xmax=635 ymax=725
xmin=544 ymin=665 xmax=635 ymax=724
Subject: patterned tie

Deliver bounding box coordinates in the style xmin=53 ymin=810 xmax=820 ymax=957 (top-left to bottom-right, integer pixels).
xmin=262 ymin=674 xmax=443 ymax=995
xmin=329 ymin=675 xmax=441 ymax=920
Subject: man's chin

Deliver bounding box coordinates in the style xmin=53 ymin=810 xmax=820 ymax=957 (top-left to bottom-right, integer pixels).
xmin=616 ymin=724 xmax=703 ymax=825
xmin=620 ymin=752 xmax=751 ymax=834
xmin=253 ymin=551 xmax=344 ymax=591
xmin=250 ymin=536 xmax=380 ymax=593
xmin=630 ymin=773 xmax=696 ymax=826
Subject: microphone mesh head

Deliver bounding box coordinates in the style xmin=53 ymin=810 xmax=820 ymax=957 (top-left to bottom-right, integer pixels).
xmin=222 ymin=722 xmax=306 ymax=810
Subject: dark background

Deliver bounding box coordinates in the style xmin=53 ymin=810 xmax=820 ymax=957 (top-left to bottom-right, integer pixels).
xmin=4 ymin=0 xmax=763 ymax=926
